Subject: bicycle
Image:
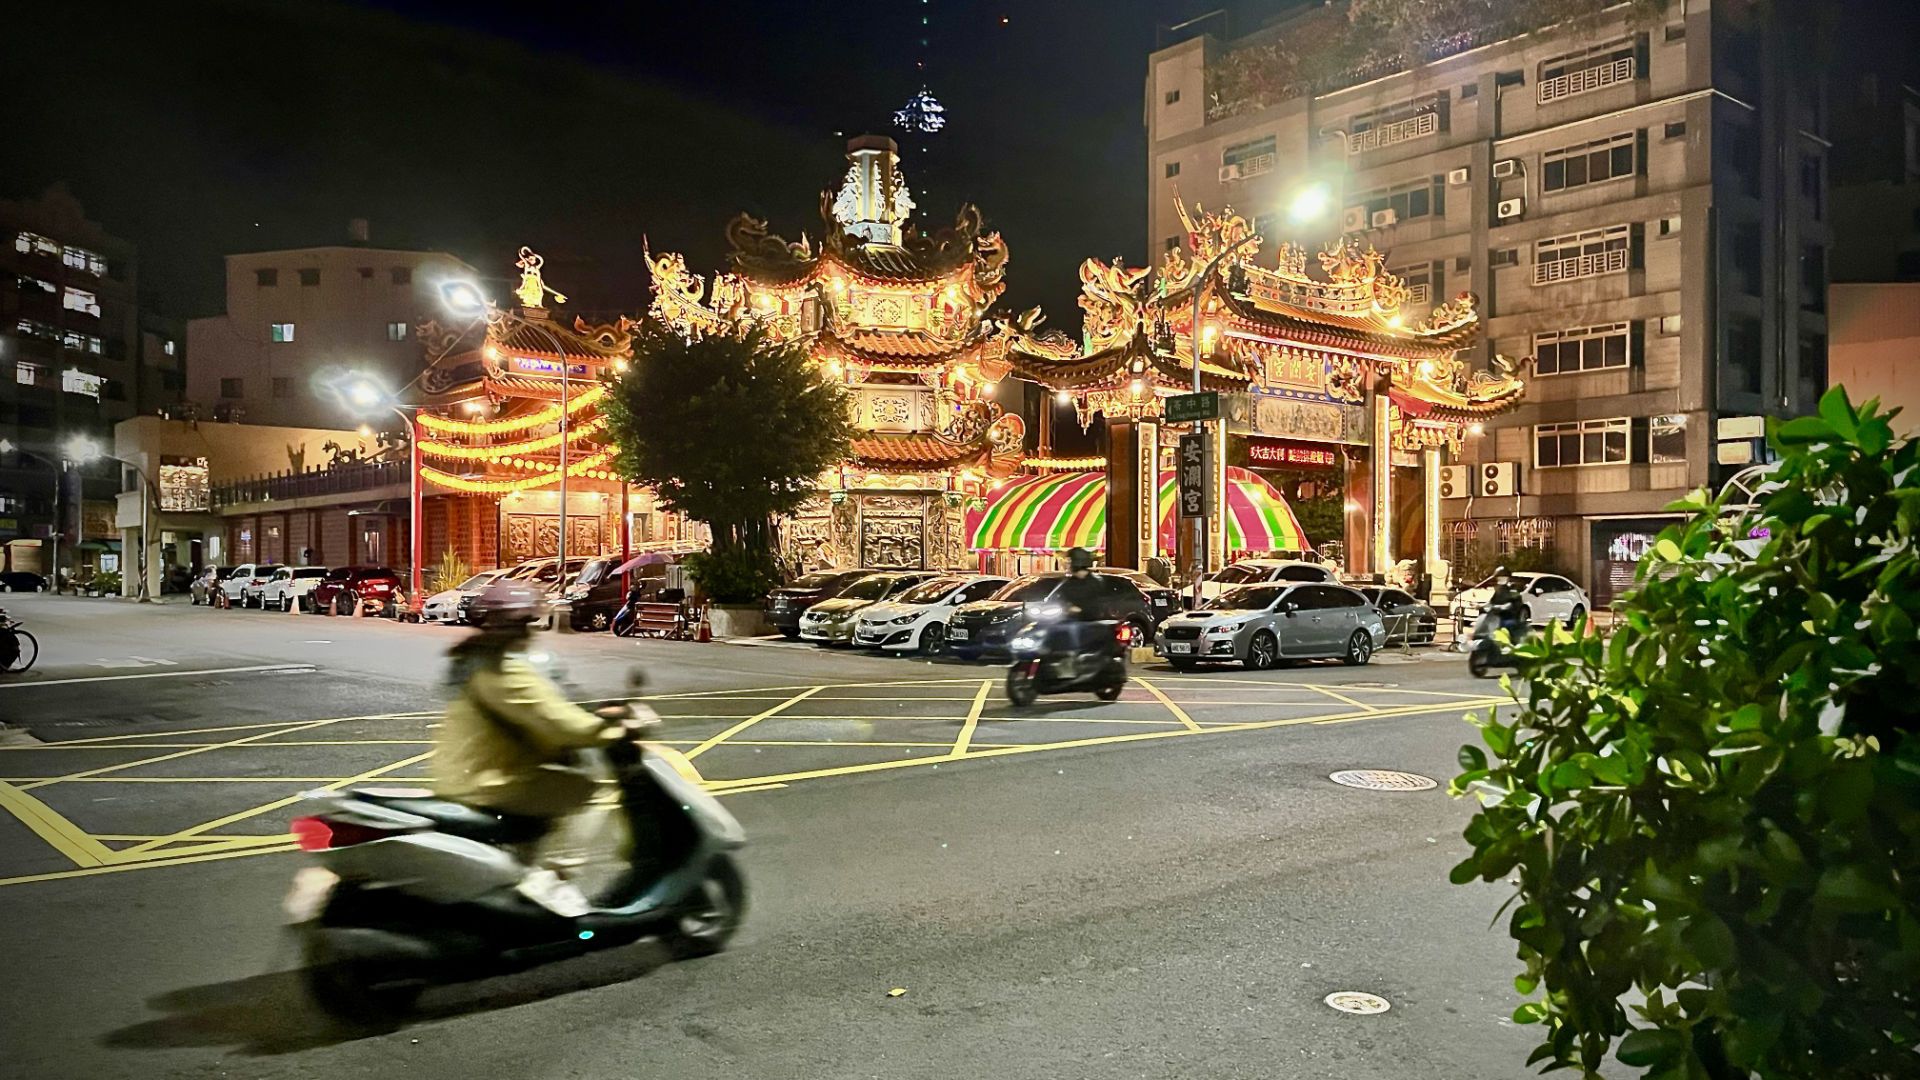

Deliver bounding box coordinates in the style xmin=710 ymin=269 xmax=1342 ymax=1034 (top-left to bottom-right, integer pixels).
xmin=0 ymin=607 xmax=38 ymax=673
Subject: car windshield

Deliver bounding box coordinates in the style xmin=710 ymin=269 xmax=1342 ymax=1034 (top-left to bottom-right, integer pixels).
xmin=1358 ymin=587 xmax=1383 ymax=604
xmin=898 ymin=577 xmax=962 ymax=604
xmin=456 ymin=573 xmax=498 ymax=590
xmin=792 ymin=571 xmax=843 ymax=589
xmin=505 ymin=563 xmax=544 ymax=580
xmin=294 ymin=568 xmax=327 ymax=579
xmin=1212 ymin=564 xmax=1265 ymax=585
xmin=837 ymin=575 xmax=894 ymax=601
xmin=576 ymin=561 xmax=610 ymax=586
xmin=323 ymin=568 xmax=353 ymax=580
xmin=992 ymin=576 xmax=1062 ymax=603
xmin=1210 ymin=584 xmax=1285 ymax=610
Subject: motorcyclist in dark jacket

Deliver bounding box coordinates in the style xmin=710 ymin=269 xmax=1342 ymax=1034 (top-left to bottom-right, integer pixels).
xmin=1485 ymin=568 xmax=1528 ymax=640
xmin=1049 ymin=548 xmax=1112 ymax=657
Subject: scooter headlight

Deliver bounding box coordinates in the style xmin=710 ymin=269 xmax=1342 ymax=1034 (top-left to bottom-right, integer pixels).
xmin=1024 ymin=602 xmax=1064 ymax=621
xmin=1012 ymin=630 xmax=1045 ymax=651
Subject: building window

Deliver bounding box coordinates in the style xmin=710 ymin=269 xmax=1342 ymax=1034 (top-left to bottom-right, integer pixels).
xmin=387 ymin=321 xmax=410 ymax=341
xmin=1658 ymin=313 xmax=1683 ymax=336
xmin=1347 ymin=176 xmax=1445 ymax=224
xmin=1722 ymin=120 xmax=1761 ymax=197
xmin=1533 ymin=225 xmax=1631 ymax=285
xmin=16 ymin=318 xmax=59 ymax=342
xmin=1535 ymin=417 xmax=1630 ymax=468
xmin=1658 ymin=215 xmax=1682 ymax=236
xmin=1542 ymin=131 xmax=1638 ymax=193
xmin=358 ymin=266 xmax=374 ymax=279
xmin=390 ymin=266 xmax=412 ymax=285
xmin=1801 ymin=245 xmax=1826 ymax=311
xmin=1389 ymin=262 xmax=1438 ymax=305
xmin=15 ymin=231 xmax=61 ymax=258
xmin=17 ymin=274 xmax=54 ymax=294
xmin=1538 ymin=37 xmax=1636 ymax=104
xmin=17 ymin=361 xmax=40 ymax=386
xmin=256 ymin=268 xmax=278 ymax=287
xmin=1164 ymin=161 xmax=1180 ymax=179
xmin=1801 ymin=156 xmax=1823 ymax=218
xmin=1732 ymin=222 xmax=1763 ymax=296
xmin=62 ymin=287 xmax=101 ymax=317
xmin=1460 ymin=82 xmax=1479 ymax=99
xmin=1663 ymin=120 xmax=1687 ymax=139
xmin=1664 ymin=23 xmax=1686 ymax=41
xmin=163 ymin=339 xmax=176 ymax=356
xmin=272 ymin=376 xmax=293 ymax=398
xmin=62 ymin=330 xmax=103 ymax=354
xmin=1164 ymin=235 xmax=1181 ymax=252
xmin=1649 ymin=414 xmax=1687 ymax=463
xmin=61 ymin=368 xmax=102 ymax=400
xmin=1725 ymin=317 xmax=1762 ymax=394
xmin=299 ymin=268 xmax=321 ymax=287
xmin=62 ymin=245 xmax=106 ymax=275
xmin=1535 ymin=322 xmax=1632 ymax=376
xmin=1490 ymin=248 xmax=1519 ymax=268
xmin=1222 ymin=136 xmax=1277 ymax=177
xmin=220 ymin=377 xmax=244 ymax=399
xmin=1164 ymin=88 xmax=1181 ymax=105
xmin=1799 ymin=332 xmax=1828 ymax=404
xmin=1347 ymin=95 xmax=1444 ymax=154
xmin=270 ymin=322 xmax=296 ymax=342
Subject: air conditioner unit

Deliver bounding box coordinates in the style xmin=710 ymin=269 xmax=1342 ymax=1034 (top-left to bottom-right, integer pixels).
xmin=1496 ymin=197 xmax=1526 ymax=220
xmin=1371 ymin=208 xmax=1399 ymax=227
xmin=1341 ymin=206 xmax=1369 ymax=232
xmin=1218 ymin=164 xmax=1243 ymax=182
xmin=1447 ymin=166 xmax=1470 ymax=186
xmin=1492 ymin=158 xmax=1519 ymax=178
xmin=1438 ymin=465 xmax=1469 ymax=499
xmin=1480 ymin=461 xmax=1518 ymax=497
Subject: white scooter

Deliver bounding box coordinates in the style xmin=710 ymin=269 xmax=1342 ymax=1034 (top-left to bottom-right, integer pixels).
xmin=284 ymin=702 xmax=745 ymax=1023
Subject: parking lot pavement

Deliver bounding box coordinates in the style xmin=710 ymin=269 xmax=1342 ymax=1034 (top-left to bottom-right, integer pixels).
xmin=0 ymin=592 xmax=1498 ymax=888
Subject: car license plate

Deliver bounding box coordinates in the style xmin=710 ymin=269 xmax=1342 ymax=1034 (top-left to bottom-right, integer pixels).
xmin=1166 ymin=642 xmax=1192 ymax=654
xmin=949 ymin=628 xmax=969 ymax=641
xmin=283 ymin=867 xmax=338 ymax=922
xmin=773 ymin=600 xmax=790 ymax=611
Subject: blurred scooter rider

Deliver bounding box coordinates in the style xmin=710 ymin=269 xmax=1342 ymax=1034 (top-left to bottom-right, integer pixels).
xmin=1051 ymin=547 xmax=1110 ymax=655
xmin=1485 ymin=567 xmax=1528 ymax=640
xmin=435 ymin=580 xmax=621 ymax=831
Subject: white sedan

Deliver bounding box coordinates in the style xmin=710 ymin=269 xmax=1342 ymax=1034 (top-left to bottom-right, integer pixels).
xmin=852 ymin=574 xmax=1008 ymax=655
xmin=1451 ymin=572 xmax=1591 ymax=628
xmin=423 ymin=570 xmax=508 ymax=624
xmin=258 ymin=566 xmax=329 ymax=611
xmin=1198 ymin=558 xmax=1336 ymax=602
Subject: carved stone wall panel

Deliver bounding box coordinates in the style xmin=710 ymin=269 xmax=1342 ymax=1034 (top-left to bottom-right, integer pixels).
xmin=860 ymin=517 xmax=924 ymax=569
xmin=507 ymin=515 xmax=537 ymax=562
xmin=507 ymin=513 xmax=604 ymax=562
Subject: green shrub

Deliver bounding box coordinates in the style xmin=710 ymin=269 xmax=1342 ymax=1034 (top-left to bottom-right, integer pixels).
xmin=93 ymin=569 xmax=122 ymax=594
xmin=683 ymin=547 xmax=779 ymax=605
xmin=1452 ymin=388 xmax=1919 ymax=1078
xmin=429 ymin=550 xmax=471 ymax=596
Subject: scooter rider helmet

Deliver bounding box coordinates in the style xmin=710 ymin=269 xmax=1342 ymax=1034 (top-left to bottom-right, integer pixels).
xmin=469 ymin=580 xmax=546 ymax=629
xmin=1067 ymin=547 xmax=1095 ymax=573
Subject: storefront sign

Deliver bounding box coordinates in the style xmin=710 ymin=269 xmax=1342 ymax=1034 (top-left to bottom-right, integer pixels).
xmin=1177 ymin=433 xmax=1210 ymax=519
xmin=1229 ymin=393 xmax=1366 ymax=445
xmin=1246 ymin=437 xmax=1339 ymax=470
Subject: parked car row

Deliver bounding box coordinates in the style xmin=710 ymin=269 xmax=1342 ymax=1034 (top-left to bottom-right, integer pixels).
xmin=192 ymin=563 xmax=411 ymax=616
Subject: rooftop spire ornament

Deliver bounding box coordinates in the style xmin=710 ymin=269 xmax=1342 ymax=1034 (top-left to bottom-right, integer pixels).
xmin=513 ymin=246 xmax=567 ymax=309
xmin=894 ymin=87 xmax=946 ymax=134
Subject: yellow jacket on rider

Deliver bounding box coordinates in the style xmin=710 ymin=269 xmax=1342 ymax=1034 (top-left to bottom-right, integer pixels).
xmin=433 ymin=655 xmax=616 ymax=818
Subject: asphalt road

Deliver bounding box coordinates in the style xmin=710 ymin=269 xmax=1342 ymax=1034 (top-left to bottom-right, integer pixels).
xmin=0 ymin=592 xmax=1568 ymax=1079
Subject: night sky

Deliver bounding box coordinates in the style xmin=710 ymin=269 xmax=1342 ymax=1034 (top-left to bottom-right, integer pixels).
xmin=2 ymin=0 xmax=1274 ymax=327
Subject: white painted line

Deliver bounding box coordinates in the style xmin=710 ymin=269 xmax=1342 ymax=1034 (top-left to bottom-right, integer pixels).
xmin=0 ymin=664 xmax=319 ymax=690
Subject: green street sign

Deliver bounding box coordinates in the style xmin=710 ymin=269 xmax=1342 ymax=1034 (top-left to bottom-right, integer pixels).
xmin=1165 ymin=391 xmax=1219 ymax=423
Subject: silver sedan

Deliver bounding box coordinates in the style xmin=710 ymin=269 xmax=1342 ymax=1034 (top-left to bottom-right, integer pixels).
xmin=1154 ymin=582 xmax=1387 ymax=670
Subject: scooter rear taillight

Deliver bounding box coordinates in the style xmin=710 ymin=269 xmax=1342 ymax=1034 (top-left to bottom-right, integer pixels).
xmin=291 ymin=816 xmax=403 ymax=851
xmin=1115 ymin=623 xmax=1134 ymax=644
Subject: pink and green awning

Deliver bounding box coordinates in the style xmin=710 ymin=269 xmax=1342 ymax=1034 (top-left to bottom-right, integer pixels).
xmin=968 ymin=467 xmax=1307 ymax=554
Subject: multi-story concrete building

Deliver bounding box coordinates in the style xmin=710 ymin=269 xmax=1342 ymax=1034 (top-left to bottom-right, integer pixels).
xmin=0 ymin=185 xmax=154 ymax=580
xmin=1147 ymin=0 xmax=1828 ymax=605
xmin=185 ymin=223 xmax=476 ymax=429
xmin=1829 ymin=80 xmax=1920 ymax=282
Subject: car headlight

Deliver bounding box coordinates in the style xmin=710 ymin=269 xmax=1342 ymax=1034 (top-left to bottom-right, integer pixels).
xmin=1210 ymin=621 xmax=1246 ymax=634
xmin=886 ymin=614 xmax=919 ymax=624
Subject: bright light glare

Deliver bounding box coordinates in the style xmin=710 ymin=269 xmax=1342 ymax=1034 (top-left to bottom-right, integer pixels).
xmin=0 ymin=438 xmax=14 ymax=455
xmin=1468 ymin=422 xmax=1486 ymax=436
xmin=348 ymin=382 xmax=382 ymax=408
xmin=1054 ymin=390 xmax=1071 ymax=403
xmin=441 ymin=280 xmax=487 ymax=314
xmin=63 ymin=434 xmax=102 ymax=463
xmin=1287 ymin=183 xmax=1333 ymax=225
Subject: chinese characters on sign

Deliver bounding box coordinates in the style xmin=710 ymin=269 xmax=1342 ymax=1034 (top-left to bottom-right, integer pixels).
xmin=1177 ymin=433 xmax=1211 ymax=519
xmin=1245 ymin=437 xmax=1339 ymax=470
xmin=510 ymin=357 xmax=591 ymax=378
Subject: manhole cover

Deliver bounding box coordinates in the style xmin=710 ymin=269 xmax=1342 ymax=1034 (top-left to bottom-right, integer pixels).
xmin=1329 ymin=769 xmax=1437 ymax=792
xmin=1324 ymin=991 xmax=1391 ymax=1015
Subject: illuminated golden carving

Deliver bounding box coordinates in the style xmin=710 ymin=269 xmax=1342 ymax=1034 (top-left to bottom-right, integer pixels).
xmin=514 ymin=247 xmax=567 ymax=309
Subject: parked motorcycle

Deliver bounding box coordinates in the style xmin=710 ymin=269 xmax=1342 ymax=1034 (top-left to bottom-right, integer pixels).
xmin=284 ymin=698 xmax=746 ymax=1023
xmin=1466 ymin=606 xmax=1529 ymax=678
xmin=0 ymin=606 xmax=38 ymax=673
xmin=1004 ymin=616 xmax=1130 ymax=706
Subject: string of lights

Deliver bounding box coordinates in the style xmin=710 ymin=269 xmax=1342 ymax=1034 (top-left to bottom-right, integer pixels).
xmin=417 ymin=383 xmax=608 ymax=435
xmin=417 ymin=414 xmax=609 ymax=461
xmin=420 ymin=446 xmax=619 ymax=494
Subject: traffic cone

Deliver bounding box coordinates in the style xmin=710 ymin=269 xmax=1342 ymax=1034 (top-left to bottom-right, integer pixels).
xmin=695 ymin=608 xmax=712 ymax=643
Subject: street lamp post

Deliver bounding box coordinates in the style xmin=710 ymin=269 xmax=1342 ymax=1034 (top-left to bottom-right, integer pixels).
xmin=1188 ymin=231 xmax=1263 ymax=603
xmin=346 ymin=381 xmax=426 ymax=603
xmin=2 ymin=440 xmax=66 ymax=590
xmin=50 ymin=436 xmax=161 ymax=601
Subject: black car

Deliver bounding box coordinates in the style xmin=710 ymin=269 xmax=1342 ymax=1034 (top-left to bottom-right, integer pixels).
xmin=0 ymin=571 xmax=48 ymax=593
xmin=763 ymin=568 xmax=882 ymax=640
xmin=562 ymin=556 xmax=623 ymax=631
xmin=1357 ymin=586 xmax=1438 ymax=645
xmin=946 ymin=571 xmax=1162 ymax=661
xmin=1094 ymin=565 xmax=1185 ymax=625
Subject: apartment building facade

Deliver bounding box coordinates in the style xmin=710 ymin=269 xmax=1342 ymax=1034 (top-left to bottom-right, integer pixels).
xmin=185 ymin=225 xmax=475 ymax=429
xmin=1147 ymin=0 xmax=1828 ymax=605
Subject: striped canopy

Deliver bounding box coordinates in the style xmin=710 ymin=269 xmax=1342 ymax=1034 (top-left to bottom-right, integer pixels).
xmin=968 ymin=467 xmax=1308 ymax=555
xmin=967 ymin=472 xmax=1108 ymax=552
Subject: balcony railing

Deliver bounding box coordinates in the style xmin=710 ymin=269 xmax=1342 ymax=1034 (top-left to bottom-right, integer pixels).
xmin=1537 ymin=57 xmax=1635 ymax=105
xmin=1347 ymin=111 xmax=1439 ymax=154
xmin=210 ymin=459 xmax=407 ymax=509
xmin=1532 ymin=248 xmax=1629 ymax=286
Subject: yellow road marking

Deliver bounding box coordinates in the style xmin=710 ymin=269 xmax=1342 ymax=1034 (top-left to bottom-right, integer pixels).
xmin=1303 ymin=684 xmax=1377 ymax=712
xmin=0 ymin=781 xmax=117 ymax=867
xmin=0 ymin=663 xmax=317 ymax=690
xmin=684 ymin=686 xmax=824 ymax=760
xmin=18 ymin=716 xmax=353 ymax=791
xmin=121 ymin=750 xmax=435 ymax=855
xmin=90 ymin=833 xmax=286 ymax=842
xmin=646 ymin=743 xmax=705 ymax=785
xmin=0 ymin=841 xmax=303 ymax=888
xmin=948 ymin=679 xmax=993 ymax=758
xmin=26 ymin=713 xmax=432 ymax=748
xmin=1147 ymin=675 xmax=1486 ymax=700
xmin=1134 ymin=677 xmax=1202 ymax=732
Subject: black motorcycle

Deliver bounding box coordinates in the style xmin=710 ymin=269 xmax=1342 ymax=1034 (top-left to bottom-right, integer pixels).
xmin=0 ymin=606 xmax=37 ymax=673
xmin=1005 ymin=617 xmax=1130 ymax=706
xmin=1466 ymin=603 xmax=1529 ymax=678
